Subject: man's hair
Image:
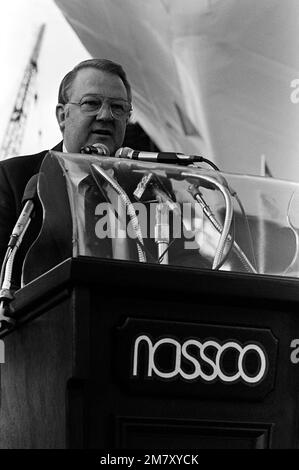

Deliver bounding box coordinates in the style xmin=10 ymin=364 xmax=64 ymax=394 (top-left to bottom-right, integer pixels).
xmin=58 ymin=58 xmax=132 ymax=105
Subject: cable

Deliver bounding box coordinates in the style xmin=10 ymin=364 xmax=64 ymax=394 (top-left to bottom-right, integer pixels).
xmin=213 ymin=217 xmax=235 ymax=270
xmin=228 ymin=188 xmax=258 ymax=272
xmin=283 ymin=191 xmax=299 ymax=276
xmin=191 ymin=159 xmax=220 ymax=172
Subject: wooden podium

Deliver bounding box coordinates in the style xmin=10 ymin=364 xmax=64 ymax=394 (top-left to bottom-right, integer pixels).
xmin=1 ymin=256 xmax=299 ymax=449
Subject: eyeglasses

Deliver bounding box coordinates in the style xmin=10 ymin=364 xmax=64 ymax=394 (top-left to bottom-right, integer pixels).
xmin=67 ymin=94 xmax=132 ymax=120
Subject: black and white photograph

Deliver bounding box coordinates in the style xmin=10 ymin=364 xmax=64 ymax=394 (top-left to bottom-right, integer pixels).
xmin=0 ymin=0 xmax=298 ymax=456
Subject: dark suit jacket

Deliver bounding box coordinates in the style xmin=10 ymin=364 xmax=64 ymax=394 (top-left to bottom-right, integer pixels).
xmin=0 ymin=142 xmax=63 ymax=288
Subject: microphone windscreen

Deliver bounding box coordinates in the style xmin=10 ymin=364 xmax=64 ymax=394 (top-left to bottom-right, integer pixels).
xmin=115 ymin=147 xmax=132 ymax=158
xmin=80 ymin=143 xmax=109 ymax=155
xmin=22 ymin=174 xmax=39 ymax=204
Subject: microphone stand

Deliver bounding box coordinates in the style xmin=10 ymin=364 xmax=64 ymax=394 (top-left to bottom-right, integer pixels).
xmin=155 ymin=199 xmax=170 ymax=265
xmin=133 ymin=172 xmax=179 ymax=265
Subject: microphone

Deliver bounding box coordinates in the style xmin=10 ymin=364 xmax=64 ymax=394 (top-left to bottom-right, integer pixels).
xmin=8 ymin=174 xmax=39 ymax=249
xmin=115 ymin=147 xmax=206 ymax=165
xmin=80 ymin=143 xmax=109 ymax=156
xmin=22 ymin=173 xmax=39 ymax=204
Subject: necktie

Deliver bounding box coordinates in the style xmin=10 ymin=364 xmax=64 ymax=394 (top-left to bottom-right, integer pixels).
xmin=83 ymin=175 xmax=112 ymax=258
xmin=82 ymin=173 xmax=133 ymax=260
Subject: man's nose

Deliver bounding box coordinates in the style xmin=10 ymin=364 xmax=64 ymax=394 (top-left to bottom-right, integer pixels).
xmin=95 ymin=103 xmax=113 ymax=120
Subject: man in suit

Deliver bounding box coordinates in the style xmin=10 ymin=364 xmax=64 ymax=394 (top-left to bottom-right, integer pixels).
xmin=0 ymin=58 xmax=132 ymax=288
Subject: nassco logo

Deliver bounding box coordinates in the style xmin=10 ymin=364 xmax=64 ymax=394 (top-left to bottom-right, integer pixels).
xmin=132 ymin=335 xmax=268 ymax=385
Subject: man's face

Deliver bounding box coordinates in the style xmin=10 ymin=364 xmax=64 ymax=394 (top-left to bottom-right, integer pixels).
xmin=56 ymin=67 xmax=129 ymax=155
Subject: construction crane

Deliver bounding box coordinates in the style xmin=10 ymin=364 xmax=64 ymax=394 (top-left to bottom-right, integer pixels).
xmin=0 ymin=24 xmax=46 ymax=160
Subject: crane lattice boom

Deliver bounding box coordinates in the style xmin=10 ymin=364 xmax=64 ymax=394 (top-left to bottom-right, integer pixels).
xmin=0 ymin=24 xmax=45 ymax=160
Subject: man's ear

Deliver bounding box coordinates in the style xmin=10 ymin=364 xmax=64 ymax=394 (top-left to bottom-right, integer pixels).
xmin=56 ymin=104 xmax=66 ymax=133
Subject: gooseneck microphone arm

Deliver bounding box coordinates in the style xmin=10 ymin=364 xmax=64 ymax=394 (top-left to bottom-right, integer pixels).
xmin=0 ymin=174 xmax=39 ymax=328
xmin=181 ymin=172 xmax=234 ymax=270
xmin=187 ymin=180 xmax=257 ymax=273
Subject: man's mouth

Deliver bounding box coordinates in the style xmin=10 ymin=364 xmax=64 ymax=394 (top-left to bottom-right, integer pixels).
xmin=92 ymin=129 xmax=112 ymax=137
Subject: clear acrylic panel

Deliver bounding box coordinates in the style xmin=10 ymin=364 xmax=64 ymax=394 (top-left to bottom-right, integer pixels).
xmin=28 ymin=151 xmax=299 ymax=280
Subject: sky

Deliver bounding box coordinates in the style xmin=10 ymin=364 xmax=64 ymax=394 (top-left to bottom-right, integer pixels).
xmin=0 ymin=0 xmax=90 ymax=155
xmin=1 ymin=0 xmax=298 ymax=182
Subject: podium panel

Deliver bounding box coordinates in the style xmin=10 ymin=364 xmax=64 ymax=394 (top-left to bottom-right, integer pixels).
xmin=1 ymin=257 xmax=299 ymax=448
